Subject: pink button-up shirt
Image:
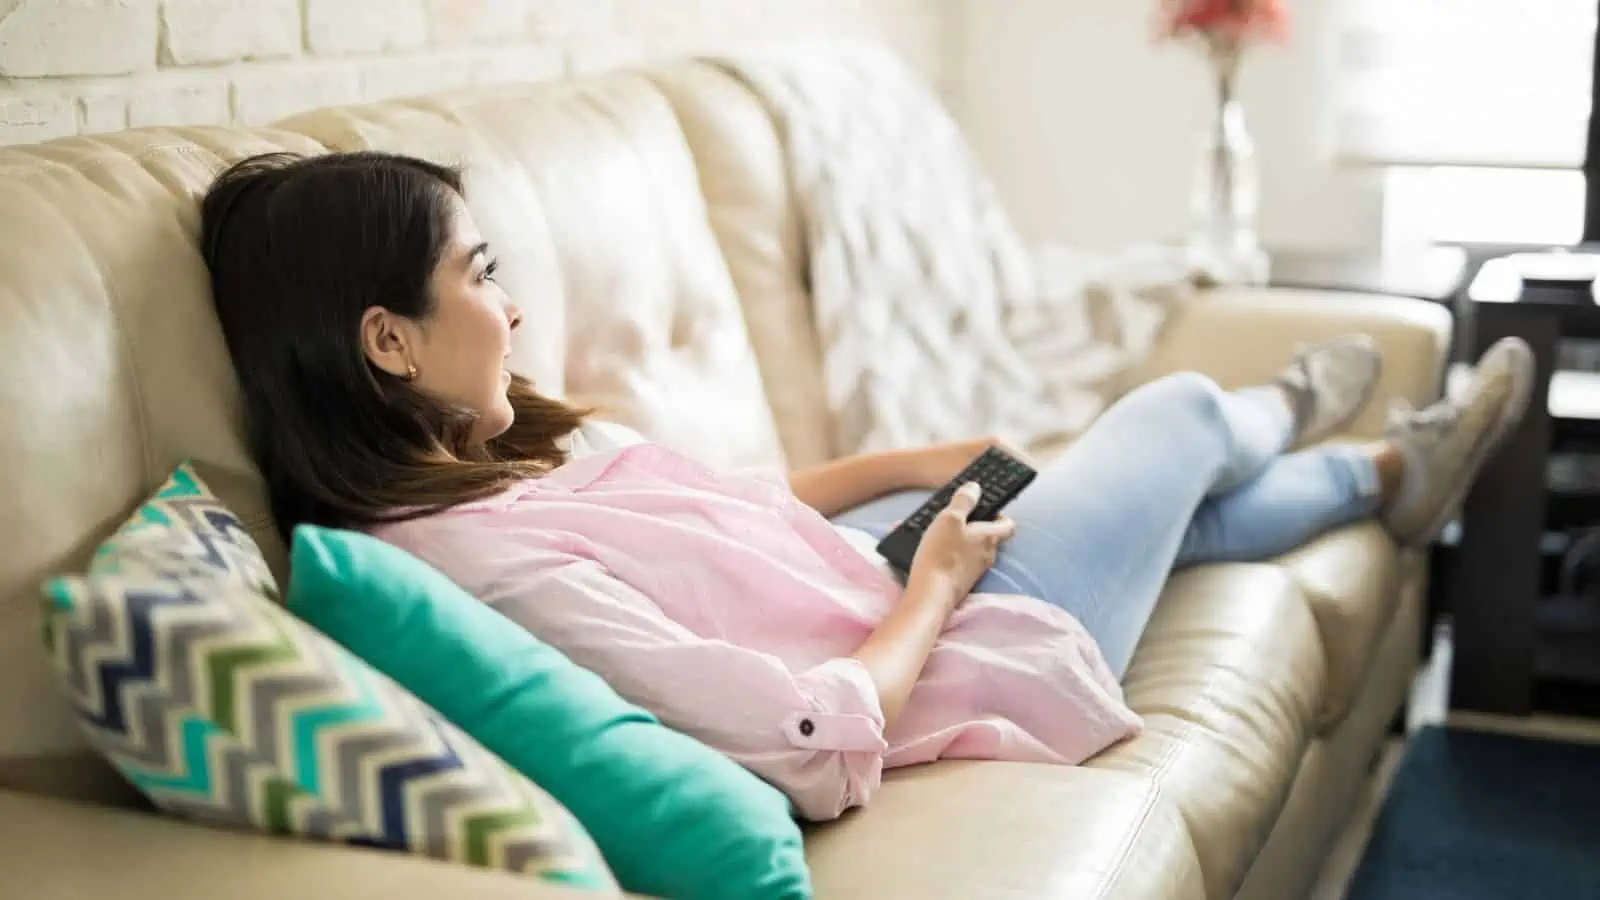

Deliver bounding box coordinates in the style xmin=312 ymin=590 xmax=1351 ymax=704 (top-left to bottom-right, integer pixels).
xmin=372 ymin=433 xmax=1142 ymax=822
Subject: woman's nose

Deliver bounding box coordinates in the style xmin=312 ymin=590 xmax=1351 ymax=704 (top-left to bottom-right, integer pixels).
xmin=504 ymin=300 xmax=523 ymax=330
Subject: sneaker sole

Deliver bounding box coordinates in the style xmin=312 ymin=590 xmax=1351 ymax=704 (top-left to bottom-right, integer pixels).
xmin=1405 ymin=340 xmax=1536 ymax=545
xmin=1295 ymin=336 xmax=1386 ymax=448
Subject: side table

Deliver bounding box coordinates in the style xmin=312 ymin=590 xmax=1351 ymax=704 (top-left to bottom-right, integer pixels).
xmin=1444 ymin=256 xmax=1600 ymax=715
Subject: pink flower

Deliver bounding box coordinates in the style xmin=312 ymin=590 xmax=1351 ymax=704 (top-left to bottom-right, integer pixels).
xmin=1158 ymin=0 xmax=1290 ymax=44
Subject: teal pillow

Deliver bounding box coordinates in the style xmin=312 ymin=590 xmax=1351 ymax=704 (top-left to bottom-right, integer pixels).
xmin=285 ymin=525 xmax=813 ymax=900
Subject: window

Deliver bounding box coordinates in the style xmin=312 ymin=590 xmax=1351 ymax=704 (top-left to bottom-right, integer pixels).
xmin=1340 ymin=0 xmax=1597 ymax=245
xmin=1383 ymin=167 xmax=1587 ymax=247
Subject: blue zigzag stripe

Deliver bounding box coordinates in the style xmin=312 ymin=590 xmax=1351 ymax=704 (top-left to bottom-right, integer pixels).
xmin=372 ymin=717 xmax=472 ymax=851
xmin=86 ymin=586 xmax=201 ymax=733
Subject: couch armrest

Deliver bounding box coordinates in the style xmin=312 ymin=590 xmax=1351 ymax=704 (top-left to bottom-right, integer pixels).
xmin=1136 ymin=287 xmax=1453 ymax=439
xmin=1 ymin=789 xmax=635 ymax=900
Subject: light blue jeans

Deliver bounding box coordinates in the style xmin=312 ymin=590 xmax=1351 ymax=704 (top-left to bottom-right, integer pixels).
xmin=831 ymin=372 xmax=1384 ymax=678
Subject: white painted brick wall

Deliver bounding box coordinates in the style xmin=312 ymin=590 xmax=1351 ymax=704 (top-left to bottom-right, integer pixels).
xmin=430 ymin=0 xmax=530 ymax=46
xmin=614 ymin=0 xmax=705 ymax=34
xmin=161 ymin=0 xmax=300 ymax=66
xmin=129 ymin=80 xmax=227 ymax=126
xmin=0 ymin=0 xmax=158 ymax=77
xmin=305 ymin=0 xmax=429 ymax=55
xmin=0 ymin=0 xmax=952 ymax=146
xmin=528 ymin=0 xmax=615 ymax=38
xmin=360 ymin=54 xmax=476 ymax=103
xmin=468 ymin=45 xmax=564 ymax=88
xmin=231 ymin=64 xmax=361 ymax=125
xmin=0 ymin=92 xmax=73 ymax=143
xmin=77 ymin=92 xmax=128 ymax=132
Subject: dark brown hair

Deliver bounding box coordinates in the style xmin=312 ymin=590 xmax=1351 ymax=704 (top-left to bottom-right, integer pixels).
xmin=200 ymin=150 xmax=586 ymax=539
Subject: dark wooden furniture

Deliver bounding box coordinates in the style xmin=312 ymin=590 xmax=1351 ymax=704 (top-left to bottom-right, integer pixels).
xmin=1266 ymin=246 xmax=1600 ymax=715
xmin=1446 ymin=254 xmax=1600 ymax=714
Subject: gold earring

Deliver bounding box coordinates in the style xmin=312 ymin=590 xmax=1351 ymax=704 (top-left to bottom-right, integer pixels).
xmin=405 ymin=363 xmax=418 ymax=381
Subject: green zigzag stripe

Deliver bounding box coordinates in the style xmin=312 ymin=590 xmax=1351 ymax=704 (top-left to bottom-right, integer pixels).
xmin=462 ymin=808 xmax=545 ymax=868
xmin=262 ymin=776 xmax=304 ymax=834
xmin=202 ymin=605 xmax=301 ymax=732
xmin=201 ymin=604 xmax=390 ymax=798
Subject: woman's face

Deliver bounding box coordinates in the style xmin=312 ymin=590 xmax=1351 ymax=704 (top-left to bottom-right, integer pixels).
xmin=368 ymin=196 xmax=523 ymax=445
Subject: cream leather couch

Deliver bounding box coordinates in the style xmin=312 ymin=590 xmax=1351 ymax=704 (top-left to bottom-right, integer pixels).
xmin=0 ymin=60 xmax=1451 ymax=900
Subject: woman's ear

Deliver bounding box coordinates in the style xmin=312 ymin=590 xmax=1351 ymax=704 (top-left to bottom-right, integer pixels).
xmin=360 ymin=306 xmax=415 ymax=379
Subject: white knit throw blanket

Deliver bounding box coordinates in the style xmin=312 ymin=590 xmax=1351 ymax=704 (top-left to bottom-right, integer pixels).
xmin=709 ymin=43 xmax=1198 ymax=455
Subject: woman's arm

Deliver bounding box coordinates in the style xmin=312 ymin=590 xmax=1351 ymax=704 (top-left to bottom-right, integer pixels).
xmin=849 ymin=483 xmax=1015 ymax=722
xmin=786 ymin=448 xmax=920 ymax=518
xmin=788 ymin=436 xmax=1015 ymax=517
xmin=849 ymin=564 xmax=960 ymax=723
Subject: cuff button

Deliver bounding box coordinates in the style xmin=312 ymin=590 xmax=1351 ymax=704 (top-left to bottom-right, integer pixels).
xmin=798 ymin=718 xmax=816 ymax=737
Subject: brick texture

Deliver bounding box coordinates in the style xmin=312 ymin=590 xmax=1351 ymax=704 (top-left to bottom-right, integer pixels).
xmin=528 ymin=0 xmax=616 ymax=38
xmin=429 ymin=0 xmax=531 ymax=46
xmin=469 ymin=45 xmax=565 ymax=88
xmin=305 ymin=0 xmax=429 ymax=55
xmin=0 ymin=0 xmax=951 ymax=146
xmin=360 ymin=54 xmax=476 ymax=103
xmin=0 ymin=92 xmax=73 ymax=143
xmin=77 ymin=92 xmax=129 ymax=133
xmin=0 ymin=0 xmax=158 ymax=77
xmin=161 ymin=0 xmax=300 ymax=66
xmin=231 ymin=64 xmax=361 ymax=125
xmin=128 ymin=81 xmax=228 ymax=127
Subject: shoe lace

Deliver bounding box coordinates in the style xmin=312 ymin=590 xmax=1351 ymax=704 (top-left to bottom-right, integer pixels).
xmin=1279 ymin=345 xmax=1312 ymax=389
xmin=1388 ymin=398 xmax=1460 ymax=444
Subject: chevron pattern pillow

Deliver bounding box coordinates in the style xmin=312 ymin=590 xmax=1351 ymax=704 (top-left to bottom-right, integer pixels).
xmin=40 ymin=465 xmax=616 ymax=891
xmin=87 ymin=462 xmax=276 ymax=594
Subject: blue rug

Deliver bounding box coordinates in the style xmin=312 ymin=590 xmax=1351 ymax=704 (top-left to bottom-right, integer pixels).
xmin=1346 ymin=726 xmax=1600 ymax=900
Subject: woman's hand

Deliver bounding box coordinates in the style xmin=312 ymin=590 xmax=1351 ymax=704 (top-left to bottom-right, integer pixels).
xmin=851 ymin=482 xmax=1017 ymax=727
xmin=905 ymin=436 xmax=1033 ymax=491
xmin=906 ymin=482 xmax=1018 ymax=602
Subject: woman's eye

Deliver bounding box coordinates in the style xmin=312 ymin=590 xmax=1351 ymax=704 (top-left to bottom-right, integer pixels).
xmin=479 ymin=258 xmax=500 ymax=283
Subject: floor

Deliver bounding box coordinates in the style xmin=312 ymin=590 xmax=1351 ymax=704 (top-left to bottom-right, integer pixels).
xmin=1308 ymin=624 xmax=1600 ymax=900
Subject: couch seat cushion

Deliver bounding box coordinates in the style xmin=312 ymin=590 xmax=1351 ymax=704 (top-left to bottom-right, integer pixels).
xmin=803 ymin=761 xmax=1205 ymax=900
xmin=1089 ymin=564 xmax=1325 ymax=900
xmin=1273 ymin=523 xmax=1405 ymax=731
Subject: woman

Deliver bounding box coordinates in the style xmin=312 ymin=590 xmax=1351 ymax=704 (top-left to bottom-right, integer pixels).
xmin=202 ymin=151 xmax=1532 ymax=822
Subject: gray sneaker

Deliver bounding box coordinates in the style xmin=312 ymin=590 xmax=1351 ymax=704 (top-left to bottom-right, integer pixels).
xmin=1382 ymin=337 xmax=1536 ymax=546
xmin=1276 ymin=334 xmax=1385 ymax=448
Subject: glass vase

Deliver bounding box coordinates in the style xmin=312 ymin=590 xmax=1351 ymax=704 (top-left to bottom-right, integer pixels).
xmin=1186 ymin=63 xmax=1270 ymax=285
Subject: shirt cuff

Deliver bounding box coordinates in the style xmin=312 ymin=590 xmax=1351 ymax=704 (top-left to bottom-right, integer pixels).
xmin=783 ymin=656 xmax=889 ymax=753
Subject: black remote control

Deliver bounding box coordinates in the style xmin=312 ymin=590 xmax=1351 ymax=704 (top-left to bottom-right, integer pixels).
xmin=874 ymin=445 xmax=1038 ymax=574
